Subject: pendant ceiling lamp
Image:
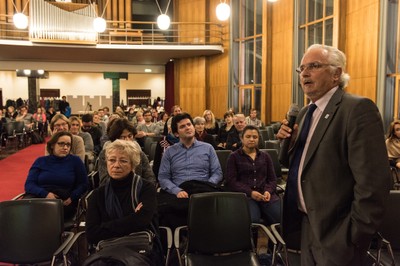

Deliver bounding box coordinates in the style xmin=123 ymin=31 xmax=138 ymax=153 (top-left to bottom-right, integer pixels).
xmin=216 ymin=0 xmax=230 ymax=21
xmin=12 ymin=0 xmax=29 ymax=29
xmin=155 ymin=0 xmax=172 ymax=30
xmin=91 ymin=0 xmax=110 ymax=33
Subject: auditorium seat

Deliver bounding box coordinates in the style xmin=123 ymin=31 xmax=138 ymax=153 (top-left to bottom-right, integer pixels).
xmin=0 ymin=199 xmax=74 ymax=265
xmin=174 ymin=192 xmax=278 ymax=266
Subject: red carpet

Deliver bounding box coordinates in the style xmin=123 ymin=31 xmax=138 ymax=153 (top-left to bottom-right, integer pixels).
xmin=0 ymin=143 xmax=46 ymax=201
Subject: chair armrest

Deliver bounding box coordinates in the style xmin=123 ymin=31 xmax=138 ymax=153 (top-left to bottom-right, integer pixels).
xmin=270 ymin=223 xmax=286 ymax=246
xmin=12 ymin=192 xmax=26 ymax=200
xmin=159 ymin=226 xmax=173 ymax=249
xmin=174 ymin=225 xmax=187 ymax=249
xmin=62 ymin=231 xmax=86 ymax=257
xmin=252 ymin=223 xmax=277 ymax=246
xmin=53 ymin=231 xmax=75 ymax=257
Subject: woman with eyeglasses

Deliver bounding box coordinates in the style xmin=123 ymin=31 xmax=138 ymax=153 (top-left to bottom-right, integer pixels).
xmin=24 ymin=131 xmax=88 ymax=220
xmin=85 ymin=140 xmax=162 ymax=265
xmin=98 ymin=118 xmax=156 ymax=186
xmin=47 ymin=113 xmax=85 ymax=162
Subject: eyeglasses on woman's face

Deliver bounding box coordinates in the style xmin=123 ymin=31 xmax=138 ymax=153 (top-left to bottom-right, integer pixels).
xmin=56 ymin=142 xmax=71 ymax=148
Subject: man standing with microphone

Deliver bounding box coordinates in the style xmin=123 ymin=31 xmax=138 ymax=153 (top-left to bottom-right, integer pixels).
xmin=277 ymin=44 xmax=390 ymax=265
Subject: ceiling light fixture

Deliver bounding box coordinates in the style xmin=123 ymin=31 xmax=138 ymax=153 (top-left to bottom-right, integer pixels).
xmin=12 ymin=0 xmax=30 ymax=29
xmin=267 ymin=0 xmax=278 ymax=2
xmin=216 ymin=0 xmax=230 ymax=21
xmin=90 ymin=0 xmax=110 ymax=33
xmin=155 ymin=0 xmax=172 ymax=30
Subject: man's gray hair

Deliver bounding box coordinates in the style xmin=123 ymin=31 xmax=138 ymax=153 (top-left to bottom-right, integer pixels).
xmin=307 ymin=44 xmax=350 ymax=88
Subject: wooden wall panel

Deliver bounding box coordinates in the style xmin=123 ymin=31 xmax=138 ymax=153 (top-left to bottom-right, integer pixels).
xmin=345 ymin=0 xmax=379 ymax=102
xmin=178 ymin=0 xmax=206 ymax=43
xmin=270 ymin=0 xmax=293 ymax=122
xmin=207 ymin=0 xmax=230 ymax=119
xmin=176 ymin=57 xmax=207 ymax=117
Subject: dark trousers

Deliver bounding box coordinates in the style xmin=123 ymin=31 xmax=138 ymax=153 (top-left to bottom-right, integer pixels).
xmin=301 ymin=215 xmax=369 ymax=266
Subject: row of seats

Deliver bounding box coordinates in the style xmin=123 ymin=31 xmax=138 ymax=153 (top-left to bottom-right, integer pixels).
xmin=0 ymin=192 xmax=280 ymax=266
xmin=1 ymin=121 xmax=44 ymax=150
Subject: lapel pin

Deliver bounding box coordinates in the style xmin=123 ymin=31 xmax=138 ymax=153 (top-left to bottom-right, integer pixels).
xmin=325 ymin=114 xmax=330 ymax=119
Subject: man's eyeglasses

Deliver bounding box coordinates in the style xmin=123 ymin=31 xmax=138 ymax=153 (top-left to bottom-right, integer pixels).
xmin=56 ymin=142 xmax=71 ymax=148
xmin=296 ymin=62 xmax=337 ymax=74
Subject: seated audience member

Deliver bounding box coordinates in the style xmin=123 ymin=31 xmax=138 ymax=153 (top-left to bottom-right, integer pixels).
xmin=24 ymin=131 xmax=88 ymax=220
xmin=245 ymin=108 xmax=263 ymax=128
xmin=150 ymin=108 xmax=159 ymax=123
xmin=386 ymin=119 xmax=400 ymax=168
xmin=134 ymin=111 xmax=145 ymax=126
xmin=70 ymin=116 xmax=94 ymax=153
xmin=32 ymin=107 xmax=47 ymax=135
xmin=69 ymin=116 xmax=95 ymax=171
xmin=5 ymin=105 xmax=18 ymax=121
xmin=46 ymin=106 xmax=56 ymax=124
xmin=102 ymin=106 xmax=110 ymax=124
xmin=47 ymin=114 xmax=85 ymax=162
xmin=226 ymin=113 xmax=247 ymax=151
xmin=193 ymin=116 xmax=217 ymax=149
xmin=226 ymin=125 xmax=280 ymax=225
xmin=100 ymin=113 xmax=122 ymax=148
xmin=136 ymin=110 xmax=160 ymax=148
xmin=81 ymin=113 xmax=103 ymax=156
xmin=217 ymin=111 xmax=235 ymax=149
xmin=0 ymin=108 xmax=7 ymax=135
xmin=85 ymin=140 xmax=162 ymax=265
xmin=127 ymin=107 xmax=136 ymax=122
xmin=203 ymin=109 xmax=219 ymax=135
xmin=98 ymin=118 xmax=155 ymax=185
xmin=16 ymin=105 xmax=33 ymax=130
xmin=152 ymin=119 xmax=179 ymax=178
xmin=162 ymin=105 xmax=182 ymax=136
xmin=156 ymin=112 xmax=169 ymax=133
xmin=93 ymin=111 xmax=107 ymax=135
xmin=158 ymin=113 xmax=222 ymax=228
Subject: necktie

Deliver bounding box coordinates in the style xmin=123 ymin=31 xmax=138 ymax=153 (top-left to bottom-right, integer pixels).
xmin=286 ymin=103 xmax=317 ymax=209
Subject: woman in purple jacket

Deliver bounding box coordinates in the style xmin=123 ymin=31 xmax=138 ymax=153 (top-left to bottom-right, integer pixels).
xmin=226 ymin=125 xmax=281 ymax=225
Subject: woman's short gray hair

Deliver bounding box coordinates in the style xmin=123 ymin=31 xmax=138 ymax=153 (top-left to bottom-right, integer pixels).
xmin=105 ymin=139 xmax=141 ymax=169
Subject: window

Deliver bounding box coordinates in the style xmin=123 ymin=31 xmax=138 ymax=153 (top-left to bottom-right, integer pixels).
xmin=231 ymin=0 xmax=264 ymax=116
xmin=294 ymin=0 xmax=339 ymax=105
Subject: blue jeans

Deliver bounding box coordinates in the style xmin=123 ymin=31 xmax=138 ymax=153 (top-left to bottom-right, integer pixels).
xmin=248 ymin=198 xmax=281 ymax=225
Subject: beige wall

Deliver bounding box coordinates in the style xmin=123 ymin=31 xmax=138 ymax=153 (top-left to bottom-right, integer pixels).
xmin=0 ymin=71 xmax=165 ymax=105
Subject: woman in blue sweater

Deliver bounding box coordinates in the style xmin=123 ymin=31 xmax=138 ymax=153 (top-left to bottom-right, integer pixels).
xmin=24 ymin=131 xmax=88 ymax=219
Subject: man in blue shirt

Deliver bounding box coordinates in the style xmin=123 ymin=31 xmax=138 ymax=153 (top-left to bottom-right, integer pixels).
xmin=157 ymin=113 xmax=222 ymax=230
xmin=158 ymin=113 xmax=222 ymax=197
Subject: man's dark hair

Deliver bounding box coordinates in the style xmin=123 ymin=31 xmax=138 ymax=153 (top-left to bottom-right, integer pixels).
xmin=171 ymin=113 xmax=194 ymax=134
xmin=108 ymin=118 xmax=137 ymax=141
xmin=143 ymin=110 xmax=151 ymax=116
xmin=241 ymin=125 xmax=260 ymax=138
xmin=81 ymin=113 xmax=93 ymax=123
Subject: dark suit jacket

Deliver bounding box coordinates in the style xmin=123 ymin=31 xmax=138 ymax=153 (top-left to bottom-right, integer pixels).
xmin=282 ymin=89 xmax=391 ymax=264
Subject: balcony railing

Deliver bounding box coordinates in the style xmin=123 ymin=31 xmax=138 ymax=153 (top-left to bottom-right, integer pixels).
xmin=0 ymin=14 xmax=225 ymax=46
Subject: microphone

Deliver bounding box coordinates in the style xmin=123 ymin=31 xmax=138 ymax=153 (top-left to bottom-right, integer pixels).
xmin=278 ymin=104 xmax=299 ymax=166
